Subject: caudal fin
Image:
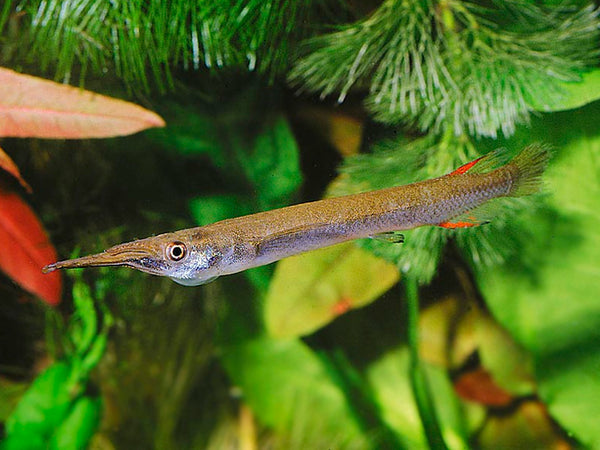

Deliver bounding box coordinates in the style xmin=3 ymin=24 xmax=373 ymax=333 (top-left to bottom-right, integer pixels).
xmin=438 ymin=144 xmax=551 ymax=229
xmin=506 ymin=144 xmax=552 ymax=197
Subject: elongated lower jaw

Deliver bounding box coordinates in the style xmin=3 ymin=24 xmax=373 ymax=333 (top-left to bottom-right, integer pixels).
xmin=42 ymin=253 xmax=122 ymax=273
xmin=42 ymin=245 xmax=159 ymax=274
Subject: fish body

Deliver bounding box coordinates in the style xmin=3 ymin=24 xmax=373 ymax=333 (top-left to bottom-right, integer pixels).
xmin=43 ymin=145 xmax=550 ymax=285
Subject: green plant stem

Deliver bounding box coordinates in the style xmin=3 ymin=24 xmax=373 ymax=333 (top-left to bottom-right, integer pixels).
xmin=0 ymin=0 xmax=12 ymax=35
xmin=405 ymin=277 xmax=448 ymax=450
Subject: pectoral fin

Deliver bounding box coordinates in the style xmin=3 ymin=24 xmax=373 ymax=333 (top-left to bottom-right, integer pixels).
xmin=369 ymin=231 xmax=405 ymax=243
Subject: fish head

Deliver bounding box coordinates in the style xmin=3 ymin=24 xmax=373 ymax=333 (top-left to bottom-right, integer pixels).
xmin=43 ymin=231 xmax=225 ymax=286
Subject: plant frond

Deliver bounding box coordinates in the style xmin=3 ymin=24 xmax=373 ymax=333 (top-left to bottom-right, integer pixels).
xmin=12 ymin=0 xmax=342 ymax=91
xmin=290 ymin=0 xmax=600 ymax=137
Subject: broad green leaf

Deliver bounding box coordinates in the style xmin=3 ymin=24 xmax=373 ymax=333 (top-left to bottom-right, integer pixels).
xmin=221 ymin=337 xmax=368 ymax=448
xmin=50 ymin=396 xmax=102 ymax=450
xmin=153 ymin=85 xmax=302 ymax=210
xmin=4 ymin=363 xmax=77 ymax=439
xmin=529 ymin=69 xmax=600 ymax=112
xmin=0 ymin=379 xmax=27 ymax=422
xmin=265 ymin=242 xmax=399 ymax=338
xmin=239 ymin=115 xmax=303 ymax=210
xmin=70 ymin=280 xmax=97 ymax=358
xmin=189 ymin=194 xmax=253 ymax=226
xmin=366 ymin=348 xmax=472 ymax=450
xmin=474 ymin=103 xmax=600 ymax=447
xmin=149 ymin=101 xmax=227 ymax=169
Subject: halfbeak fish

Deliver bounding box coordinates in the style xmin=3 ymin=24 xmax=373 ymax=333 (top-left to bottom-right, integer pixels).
xmin=44 ymin=145 xmax=550 ymax=286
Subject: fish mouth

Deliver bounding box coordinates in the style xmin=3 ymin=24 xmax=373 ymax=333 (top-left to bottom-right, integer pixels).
xmin=43 ymin=242 xmax=166 ymax=276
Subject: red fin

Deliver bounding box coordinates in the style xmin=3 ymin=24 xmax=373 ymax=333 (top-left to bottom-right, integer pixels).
xmin=450 ymin=156 xmax=485 ymax=175
xmin=439 ymin=220 xmax=479 ymax=229
xmin=449 ymin=148 xmax=510 ymax=176
xmin=439 ymin=214 xmax=490 ymax=229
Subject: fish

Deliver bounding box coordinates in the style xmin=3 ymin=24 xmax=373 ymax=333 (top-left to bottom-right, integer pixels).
xmin=43 ymin=144 xmax=550 ymax=286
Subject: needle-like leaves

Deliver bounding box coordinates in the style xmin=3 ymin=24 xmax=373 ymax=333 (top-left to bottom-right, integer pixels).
xmin=290 ymin=0 xmax=599 ymax=137
xmin=12 ymin=0 xmax=338 ymax=90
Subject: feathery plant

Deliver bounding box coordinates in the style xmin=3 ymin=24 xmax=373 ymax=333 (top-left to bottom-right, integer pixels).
xmin=10 ymin=0 xmax=342 ymax=90
xmin=289 ymin=0 xmax=599 ymax=137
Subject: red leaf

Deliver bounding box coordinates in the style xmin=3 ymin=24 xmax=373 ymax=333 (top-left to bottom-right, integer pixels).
xmin=0 ymin=184 xmax=61 ymax=305
xmin=0 ymin=67 xmax=165 ymax=138
xmin=454 ymin=368 xmax=514 ymax=407
xmin=0 ymin=145 xmax=32 ymax=192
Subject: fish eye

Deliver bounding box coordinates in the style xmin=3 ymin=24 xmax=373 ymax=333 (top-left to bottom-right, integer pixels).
xmin=167 ymin=242 xmax=187 ymax=261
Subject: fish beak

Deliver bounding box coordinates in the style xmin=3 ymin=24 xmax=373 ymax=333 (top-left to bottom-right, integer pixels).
xmin=43 ymin=240 xmax=164 ymax=275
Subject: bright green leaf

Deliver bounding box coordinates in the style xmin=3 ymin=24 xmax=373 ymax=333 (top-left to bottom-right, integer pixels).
xmin=189 ymin=194 xmax=253 ymax=226
xmin=529 ymin=69 xmax=600 ymax=112
xmin=366 ymin=348 xmax=471 ymax=450
xmin=4 ymin=363 xmax=77 ymax=440
xmin=50 ymin=396 xmax=102 ymax=450
xmin=240 ymin=115 xmax=303 ymax=210
xmin=221 ymin=337 xmax=368 ymax=448
xmin=265 ymin=242 xmax=399 ymax=338
xmin=153 ymin=85 xmax=303 ymax=211
xmin=474 ymin=103 xmax=600 ymax=448
xmin=150 ymin=101 xmax=227 ymax=168
xmin=0 ymin=379 xmax=27 ymax=422
xmin=70 ymin=280 xmax=97 ymax=358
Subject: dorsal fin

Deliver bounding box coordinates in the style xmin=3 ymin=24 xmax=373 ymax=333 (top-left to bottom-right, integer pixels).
xmin=449 ymin=149 xmax=510 ymax=176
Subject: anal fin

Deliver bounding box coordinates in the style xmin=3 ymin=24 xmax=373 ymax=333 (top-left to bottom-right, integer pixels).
xmin=438 ymin=206 xmax=494 ymax=229
xmin=438 ymin=219 xmax=488 ymax=229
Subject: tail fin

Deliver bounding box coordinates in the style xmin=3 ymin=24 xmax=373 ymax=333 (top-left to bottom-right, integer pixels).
xmin=438 ymin=144 xmax=550 ymax=229
xmin=507 ymin=144 xmax=552 ymax=197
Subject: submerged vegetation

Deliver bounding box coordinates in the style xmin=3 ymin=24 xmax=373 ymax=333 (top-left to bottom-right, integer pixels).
xmin=1 ymin=0 xmax=600 ymax=448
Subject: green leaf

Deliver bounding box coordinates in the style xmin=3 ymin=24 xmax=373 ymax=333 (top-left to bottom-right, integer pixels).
xmin=69 ymin=280 xmax=97 ymax=358
xmin=366 ymin=348 xmax=471 ymax=449
xmin=4 ymin=363 xmax=77 ymax=440
xmin=241 ymin=115 xmax=303 ymax=210
xmin=264 ymin=242 xmax=399 ymax=338
xmin=221 ymin=337 xmax=368 ymax=448
xmin=529 ymin=69 xmax=600 ymax=112
xmin=49 ymin=396 xmax=102 ymax=450
xmin=474 ymin=103 xmax=600 ymax=447
xmin=155 ymin=85 xmax=303 ymax=211
xmin=0 ymin=379 xmax=27 ymax=422
xmin=150 ymin=101 xmax=228 ymax=169
xmin=189 ymin=194 xmax=253 ymax=226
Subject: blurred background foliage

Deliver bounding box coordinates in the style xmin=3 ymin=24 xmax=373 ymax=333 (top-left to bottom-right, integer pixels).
xmin=1 ymin=0 xmax=600 ymax=449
